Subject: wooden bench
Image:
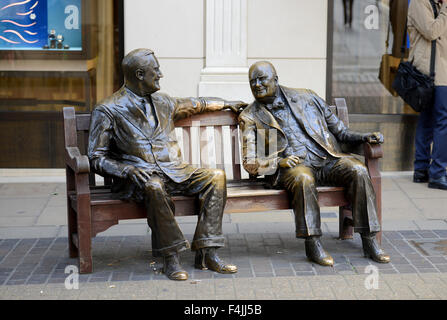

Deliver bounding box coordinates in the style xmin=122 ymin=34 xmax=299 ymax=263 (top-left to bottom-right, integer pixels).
xmin=63 ymin=98 xmax=383 ymax=273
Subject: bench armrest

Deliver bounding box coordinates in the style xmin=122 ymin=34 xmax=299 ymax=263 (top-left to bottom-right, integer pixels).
xmin=340 ymin=142 xmax=383 ymax=160
xmin=363 ymin=143 xmax=383 ymax=160
xmin=65 ymin=147 xmax=90 ymax=174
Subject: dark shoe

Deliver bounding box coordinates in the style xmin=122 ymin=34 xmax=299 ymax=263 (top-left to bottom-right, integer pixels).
xmin=305 ymin=236 xmax=334 ymax=266
xmin=195 ymin=248 xmax=237 ymax=274
xmin=428 ymin=175 xmax=447 ymax=190
xmin=163 ymin=253 xmax=188 ymax=281
xmin=361 ymin=234 xmax=390 ymax=263
xmin=413 ymin=169 xmax=429 ymax=183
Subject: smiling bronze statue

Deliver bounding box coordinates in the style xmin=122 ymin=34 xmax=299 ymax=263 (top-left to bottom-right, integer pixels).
xmin=88 ymin=48 xmax=245 ymax=280
xmin=239 ymin=61 xmax=390 ymax=266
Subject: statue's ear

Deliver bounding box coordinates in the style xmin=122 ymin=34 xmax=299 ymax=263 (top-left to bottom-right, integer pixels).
xmin=135 ymin=69 xmax=144 ymax=81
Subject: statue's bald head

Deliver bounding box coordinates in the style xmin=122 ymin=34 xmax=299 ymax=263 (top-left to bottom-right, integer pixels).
xmin=249 ymin=61 xmax=277 ymax=79
xmin=122 ymin=48 xmax=155 ymax=83
xmin=121 ymin=48 xmax=163 ymax=96
xmin=249 ymin=61 xmax=279 ymax=103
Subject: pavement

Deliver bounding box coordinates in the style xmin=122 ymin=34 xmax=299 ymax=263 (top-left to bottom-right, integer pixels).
xmin=0 ymin=171 xmax=447 ymax=300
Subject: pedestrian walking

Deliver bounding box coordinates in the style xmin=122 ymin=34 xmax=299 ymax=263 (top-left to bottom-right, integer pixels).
xmin=409 ymin=0 xmax=447 ymax=189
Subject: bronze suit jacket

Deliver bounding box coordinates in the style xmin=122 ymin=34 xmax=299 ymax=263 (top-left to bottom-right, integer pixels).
xmin=238 ymin=86 xmax=364 ymax=177
xmin=88 ymin=86 xmax=225 ymax=187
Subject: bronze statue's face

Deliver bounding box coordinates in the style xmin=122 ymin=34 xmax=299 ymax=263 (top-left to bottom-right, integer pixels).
xmin=136 ymin=54 xmax=164 ymax=95
xmin=249 ymin=62 xmax=278 ymax=103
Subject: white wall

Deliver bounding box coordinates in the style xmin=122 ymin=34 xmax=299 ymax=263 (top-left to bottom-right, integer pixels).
xmin=124 ymin=0 xmax=328 ymax=99
xmin=247 ymin=0 xmax=328 ymax=97
xmin=124 ymin=0 xmax=205 ymax=97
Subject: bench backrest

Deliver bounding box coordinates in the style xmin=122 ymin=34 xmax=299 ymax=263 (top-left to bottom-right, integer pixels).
xmin=63 ymin=98 xmax=349 ymax=185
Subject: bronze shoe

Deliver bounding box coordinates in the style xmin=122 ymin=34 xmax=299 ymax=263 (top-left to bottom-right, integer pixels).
xmin=195 ymin=248 xmax=237 ymax=274
xmin=163 ymin=253 xmax=189 ymax=281
xmin=305 ymin=236 xmax=334 ymax=266
xmin=361 ymin=234 xmax=390 ymax=263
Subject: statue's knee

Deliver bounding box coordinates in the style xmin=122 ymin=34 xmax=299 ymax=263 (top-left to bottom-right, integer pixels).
xmin=144 ymin=177 xmax=165 ymax=194
xmin=210 ymin=168 xmax=226 ymax=183
xmin=352 ymin=163 xmax=369 ymax=178
xmin=293 ymin=172 xmax=315 ymax=186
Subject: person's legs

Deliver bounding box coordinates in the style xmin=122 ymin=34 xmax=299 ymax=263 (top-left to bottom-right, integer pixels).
xmin=319 ymin=157 xmax=389 ymax=263
xmin=173 ymin=168 xmax=236 ymax=273
xmin=320 ymin=157 xmax=380 ymax=234
xmin=348 ymin=0 xmax=354 ymax=27
xmin=280 ymin=165 xmax=333 ymax=266
xmin=281 ymin=165 xmax=321 ymax=237
xmin=143 ymin=174 xmax=189 ymax=280
xmin=342 ymin=0 xmax=349 ymax=26
xmin=144 ymin=174 xmax=189 ymax=256
xmin=414 ymin=102 xmax=434 ymax=181
xmin=429 ymin=86 xmax=447 ymax=186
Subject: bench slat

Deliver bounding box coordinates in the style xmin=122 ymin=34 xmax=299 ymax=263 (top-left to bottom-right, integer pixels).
xmin=200 ymin=126 xmax=209 ymax=168
xmin=215 ymin=126 xmax=224 ymax=170
xmin=174 ymin=110 xmax=238 ymax=127
xmin=69 ymin=184 xmax=347 ymax=217
xmin=230 ymin=125 xmax=241 ymax=180
xmin=182 ymin=127 xmax=192 ymax=164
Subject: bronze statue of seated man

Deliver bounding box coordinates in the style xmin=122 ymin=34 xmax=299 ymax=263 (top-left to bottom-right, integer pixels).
xmin=88 ymin=48 xmax=246 ymax=280
xmin=238 ymin=61 xmax=390 ymax=266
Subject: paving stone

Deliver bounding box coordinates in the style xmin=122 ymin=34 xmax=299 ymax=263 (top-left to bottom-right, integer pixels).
xmin=294 ymin=271 xmax=315 ymax=276
xmin=433 ymin=230 xmax=447 ymax=238
xmin=393 ymin=265 xmax=418 ymax=274
xmin=414 ymin=230 xmax=439 ymax=239
xmin=383 ymin=231 xmax=403 ymax=240
xmin=110 ymin=272 xmax=132 ymax=282
xmin=379 ymin=269 xmax=399 ymax=274
xmin=410 ymin=260 xmax=435 ymax=268
xmin=435 ymin=264 xmax=447 ymax=272
xmin=89 ymin=277 xmax=110 ymax=283
xmin=416 ymin=268 xmax=439 ymax=274
xmin=234 ymin=270 xmax=254 ymax=278
xmin=273 ymin=268 xmax=295 ymax=277
xmin=427 ymin=256 xmax=447 ymax=264
xmin=314 ymin=267 xmax=337 ymax=275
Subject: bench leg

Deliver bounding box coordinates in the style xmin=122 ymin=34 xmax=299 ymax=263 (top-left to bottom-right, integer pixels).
xmin=67 ymin=205 xmax=78 ymax=258
xmin=376 ymin=201 xmax=382 ymax=245
xmin=66 ymin=166 xmax=78 ymax=258
xmin=364 ymin=146 xmax=382 ymax=244
xmin=77 ymin=196 xmax=92 ymax=273
xmin=339 ymin=206 xmax=354 ymax=240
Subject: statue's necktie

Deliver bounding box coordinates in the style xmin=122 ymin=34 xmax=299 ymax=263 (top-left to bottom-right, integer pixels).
xmin=141 ymin=98 xmax=158 ymax=130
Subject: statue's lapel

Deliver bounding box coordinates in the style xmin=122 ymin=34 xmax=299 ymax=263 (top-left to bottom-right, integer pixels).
xmin=150 ymin=94 xmax=169 ymax=136
xmin=282 ymin=86 xmax=329 ymax=149
xmin=114 ymin=87 xmax=154 ymax=141
xmin=254 ymin=100 xmax=287 ymax=155
xmin=256 ymin=101 xmax=283 ymax=133
xmin=280 ymin=86 xmax=307 ymax=132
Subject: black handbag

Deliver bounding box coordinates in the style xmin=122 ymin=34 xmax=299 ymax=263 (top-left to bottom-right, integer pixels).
xmin=392 ymin=0 xmax=438 ymax=112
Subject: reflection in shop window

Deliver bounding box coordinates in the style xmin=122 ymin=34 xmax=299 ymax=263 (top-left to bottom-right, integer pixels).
xmin=0 ymin=0 xmax=82 ymax=51
xmin=331 ymin=0 xmax=417 ymax=171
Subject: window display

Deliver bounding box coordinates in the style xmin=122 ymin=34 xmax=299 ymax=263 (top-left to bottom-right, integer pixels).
xmin=0 ymin=0 xmax=82 ymax=51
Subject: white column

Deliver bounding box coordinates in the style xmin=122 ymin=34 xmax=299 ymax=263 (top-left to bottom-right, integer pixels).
xmin=198 ymin=0 xmax=252 ymax=102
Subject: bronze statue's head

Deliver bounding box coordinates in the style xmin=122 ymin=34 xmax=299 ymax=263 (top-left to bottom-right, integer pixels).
xmin=122 ymin=48 xmax=164 ymax=96
xmin=249 ymin=61 xmax=279 ymax=104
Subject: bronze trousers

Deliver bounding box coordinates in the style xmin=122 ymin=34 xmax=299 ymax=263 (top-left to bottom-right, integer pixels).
xmin=143 ymin=168 xmax=227 ymax=257
xmin=279 ymin=156 xmax=381 ymax=238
